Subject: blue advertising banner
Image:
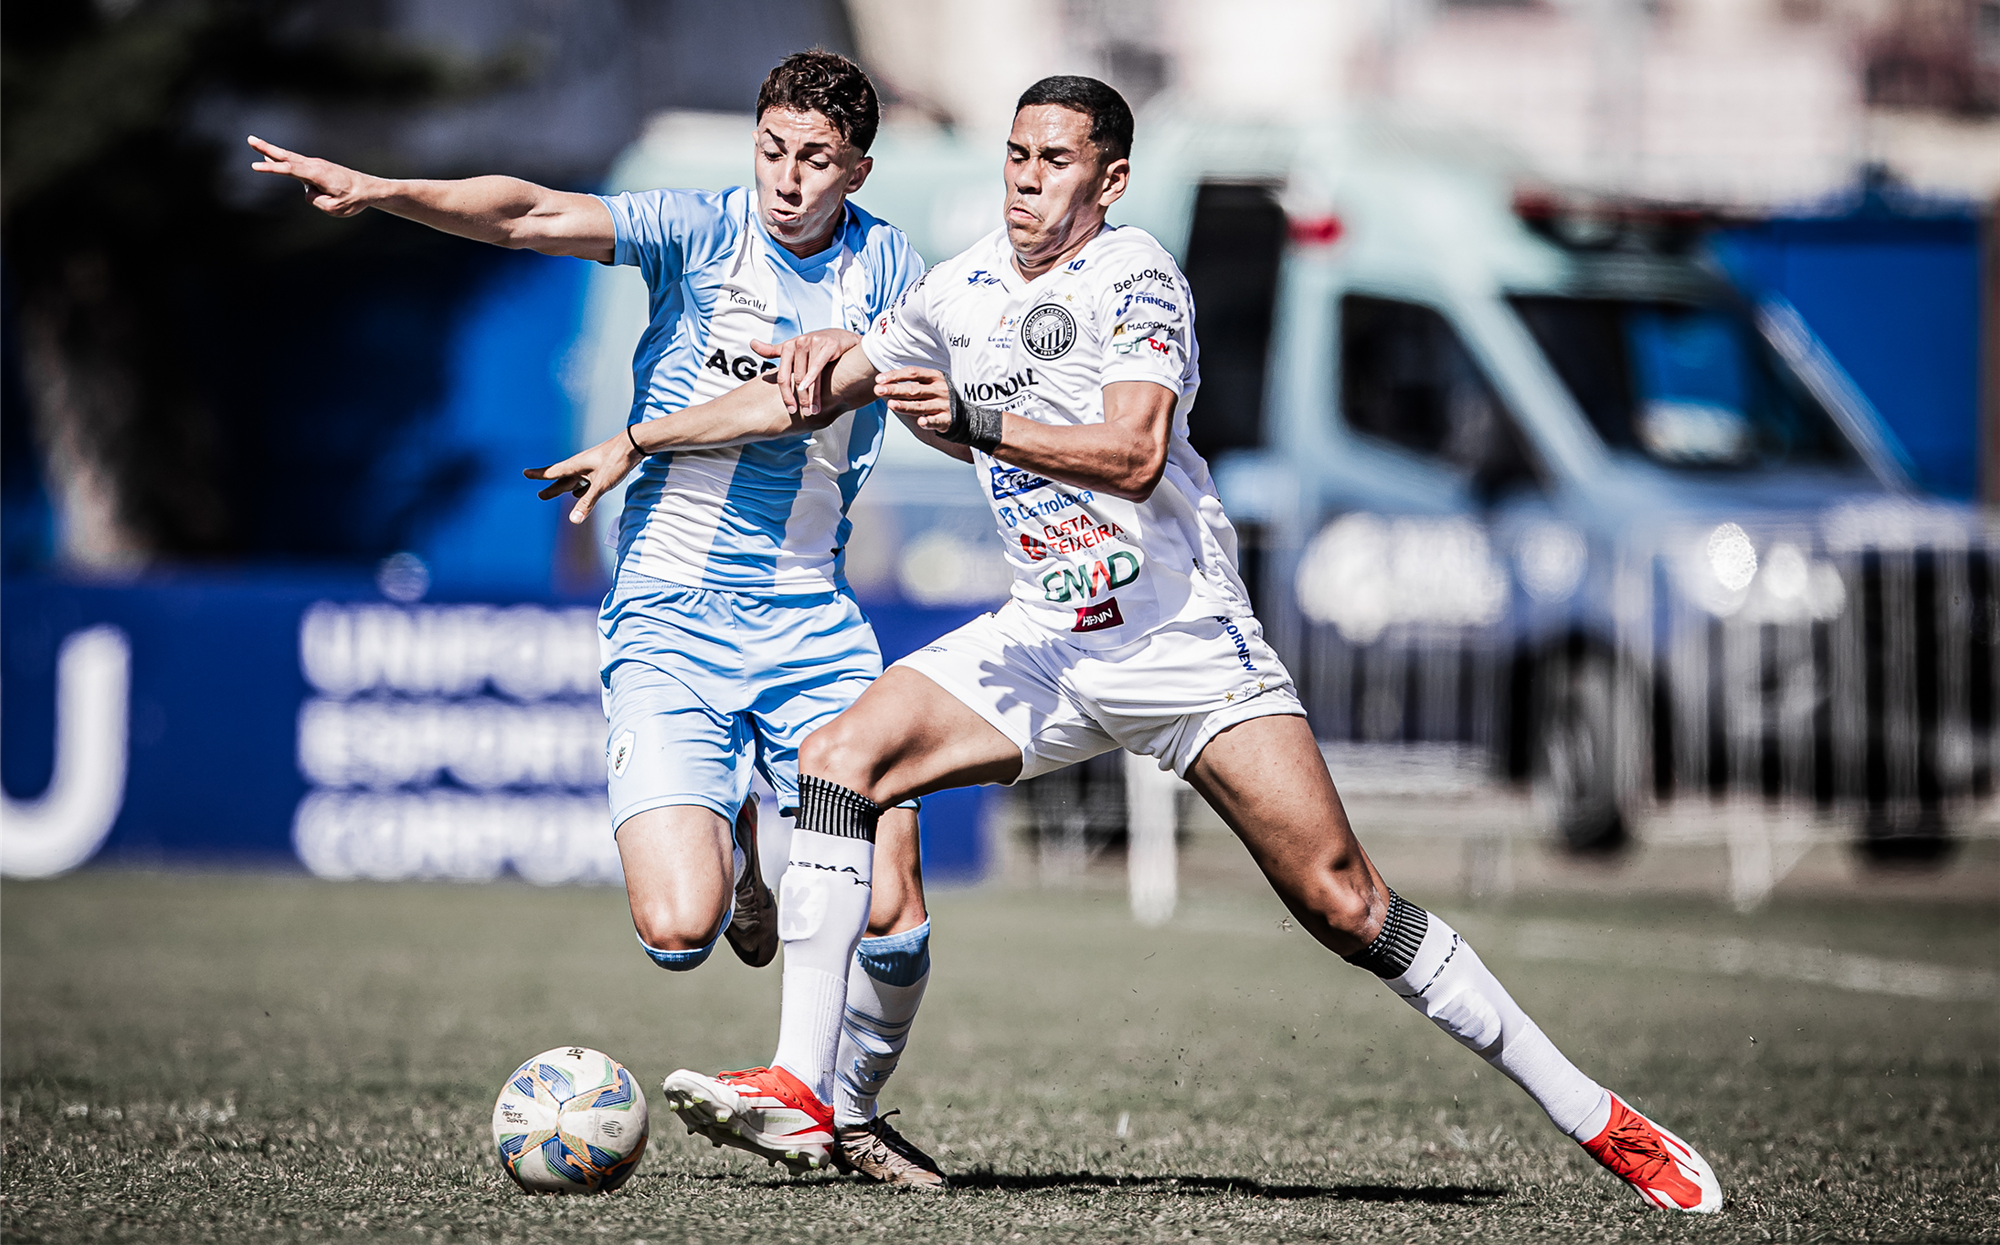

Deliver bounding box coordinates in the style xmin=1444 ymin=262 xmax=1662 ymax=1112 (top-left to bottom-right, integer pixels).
xmin=1 ymin=577 xmax=992 ymax=883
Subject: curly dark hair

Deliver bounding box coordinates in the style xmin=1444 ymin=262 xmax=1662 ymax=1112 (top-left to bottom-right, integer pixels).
xmin=756 ymin=50 xmax=880 ymax=154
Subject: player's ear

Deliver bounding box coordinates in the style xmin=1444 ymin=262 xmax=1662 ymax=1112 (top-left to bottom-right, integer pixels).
xmin=1096 ymin=155 xmax=1131 ymax=209
xmin=845 ymin=154 xmax=874 ymax=194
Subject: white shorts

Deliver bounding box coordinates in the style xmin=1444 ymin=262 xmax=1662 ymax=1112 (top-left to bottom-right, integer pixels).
xmin=891 ymin=601 xmax=1306 ymax=781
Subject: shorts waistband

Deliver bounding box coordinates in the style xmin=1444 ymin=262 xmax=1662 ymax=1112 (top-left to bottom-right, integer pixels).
xmin=609 ymin=569 xmax=852 ymax=609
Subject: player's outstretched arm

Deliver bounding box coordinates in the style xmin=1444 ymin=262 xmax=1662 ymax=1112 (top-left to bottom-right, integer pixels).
xmin=884 ymin=373 xmax=1173 ymax=499
xmin=246 ymin=136 xmax=613 ymax=261
xmin=526 ymin=338 xmax=884 ymax=524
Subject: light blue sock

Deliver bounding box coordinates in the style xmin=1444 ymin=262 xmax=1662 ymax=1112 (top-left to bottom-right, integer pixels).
xmin=834 ymin=919 xmax=931 ymax=1126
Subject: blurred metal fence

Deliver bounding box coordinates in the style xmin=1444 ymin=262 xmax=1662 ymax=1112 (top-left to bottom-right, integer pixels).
xmin=1278 ymin=507 xmax=1998 ymax=856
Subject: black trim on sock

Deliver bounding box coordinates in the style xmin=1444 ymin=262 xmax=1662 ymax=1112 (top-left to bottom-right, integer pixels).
xmin=797 ymin=775 xmax=881 ymax=843
xmin=1342 ymin=889 xmax=1429 ymax=978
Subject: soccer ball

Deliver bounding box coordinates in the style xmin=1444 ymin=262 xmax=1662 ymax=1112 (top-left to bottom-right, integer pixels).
xmin=491 ymin=1046 xmax=649 ymax=1193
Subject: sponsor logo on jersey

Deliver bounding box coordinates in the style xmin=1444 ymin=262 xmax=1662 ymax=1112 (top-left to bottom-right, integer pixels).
xmin=1021 ymin=303 xmax=1077 ymax=360
xmin=996 ymin=490 xmax=1093 ymax=527
xmin=1113 ymin=268 xmax=1175 ymax=293
xmin=1112 ymin=319 xmax=1172 ymax=356
xmin=1073 ymin=597 xmax=1126 ymax=632
xmin=1040 ymin=550 xmax=1141 ymax=604
xmin=1113 ymin=334 xmax=1175 ymax=359
xmin=1116 ymin=291 xmax=1178 ymax=318
xmin=1019 ymin=516 xmax=1125 ymax=559
xmin=966 ymin=268 xmax=1004 ymax=286
xmin=989 ymin=463 xmax=1054 ymax=499
xmin=947 ymin=332 xmax=972 ymax=348
xmin=609 ymin=730 xmax=635 ymax=779
xmin=704 ymin=348 xmax=779 ymax=382
xmin=724 ymin=289 xmax=768 ymax=310
xmin=988 ymin=314 xmax=1020 ymax=348
xmin=961 ymin=369 xmax=1039 ymax=405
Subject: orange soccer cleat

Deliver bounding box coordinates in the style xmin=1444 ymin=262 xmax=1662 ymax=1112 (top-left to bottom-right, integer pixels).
xmin=661 ymin=1065 xmax=833 ymax=1174
xmin=1579 ymin=1093 xmax=1723 ymax=1213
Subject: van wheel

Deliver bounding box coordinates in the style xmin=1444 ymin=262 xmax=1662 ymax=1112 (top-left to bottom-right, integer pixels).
xmin=1533 ymin=647 xmax=1628 ymax=853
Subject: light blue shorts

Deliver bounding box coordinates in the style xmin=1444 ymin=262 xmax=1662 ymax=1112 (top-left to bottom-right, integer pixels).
xmin=599 ymin=573 xmax=882 ymax=831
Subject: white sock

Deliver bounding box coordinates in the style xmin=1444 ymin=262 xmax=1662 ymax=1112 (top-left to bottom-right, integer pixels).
xmin=769 ymin=827 xmax=873 ymax=1105
xmin=834 ymin=919 xmax=932 ymax=1126
xmin=1385 ymin=913 xmax=1611 ymax=1140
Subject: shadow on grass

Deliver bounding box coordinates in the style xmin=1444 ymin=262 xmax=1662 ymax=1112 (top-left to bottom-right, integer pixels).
xmin=926 ymin=1172 xmax=1504 ymax=1203
xmin=685 ymin=1168 xmax=1506 ymax=1203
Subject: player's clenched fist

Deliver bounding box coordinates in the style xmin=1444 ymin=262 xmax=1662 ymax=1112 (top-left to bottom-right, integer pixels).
xmin=247 ymin=136 xmax=378 ymax=217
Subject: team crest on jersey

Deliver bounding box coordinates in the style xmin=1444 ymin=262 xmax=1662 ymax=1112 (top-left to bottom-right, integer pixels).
xmin=1020 ymin=304 xmax=1077 ymax=360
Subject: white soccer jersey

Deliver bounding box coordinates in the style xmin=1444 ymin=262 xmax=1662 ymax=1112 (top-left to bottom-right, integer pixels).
xmin=861 ymin=224 xmax=1252 ymax=649
xmin=600 ymin=187 xmax=923 ymax=593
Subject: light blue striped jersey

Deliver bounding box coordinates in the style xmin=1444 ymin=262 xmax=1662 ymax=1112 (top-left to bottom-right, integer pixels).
xmin=599 ymin=186 xmax=924 ymax=592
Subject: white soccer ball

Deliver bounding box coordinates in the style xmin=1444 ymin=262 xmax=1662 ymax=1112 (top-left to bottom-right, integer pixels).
xmin=491 ymin=1046 xmax=649 ymax=1193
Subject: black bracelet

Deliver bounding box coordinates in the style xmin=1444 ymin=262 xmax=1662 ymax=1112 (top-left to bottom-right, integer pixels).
xmin=941 ymin=391 xmax=1004 ymax=454
xmin=625 ymin=422 xmax=646 ymax=456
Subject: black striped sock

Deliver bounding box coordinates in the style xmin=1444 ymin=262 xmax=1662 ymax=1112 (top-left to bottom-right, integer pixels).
xmin=797 ymin=775 xmax=881 ymax=843
xmin=1343 ymin=889 xmax=1429 ymax=978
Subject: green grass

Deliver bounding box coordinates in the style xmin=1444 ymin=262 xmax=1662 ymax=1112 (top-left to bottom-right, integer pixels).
xmin=3 ymin=870 xmax=1996 ymax=1243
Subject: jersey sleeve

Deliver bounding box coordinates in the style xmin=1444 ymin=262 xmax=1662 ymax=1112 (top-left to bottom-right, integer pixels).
xmin=874 ymin=231 xmax=927 ymax=317
xmin=594 ymin=188 xmax=735 ymax=285
xmin=861 ymin=265 xmax=950 ymax=374
xmin=1097 ymin=249 xmax=1196 ymax=394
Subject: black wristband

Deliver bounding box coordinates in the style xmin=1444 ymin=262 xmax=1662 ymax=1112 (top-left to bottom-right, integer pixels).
xmin=625 ymin=422 xmax=646 ymax=457
xmin=942 ymin=391 xmax=1004 ymax=454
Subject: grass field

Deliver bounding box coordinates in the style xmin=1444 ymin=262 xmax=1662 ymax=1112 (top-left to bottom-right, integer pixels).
xmin=3 ymin=868 xmax=1996 ymax=1243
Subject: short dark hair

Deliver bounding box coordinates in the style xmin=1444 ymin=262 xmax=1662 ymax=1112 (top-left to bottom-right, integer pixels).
xmin=757 ymin=50 xmax=880 ymax=154
xmin=1014 ymin=75 xmax=1134 ymax=162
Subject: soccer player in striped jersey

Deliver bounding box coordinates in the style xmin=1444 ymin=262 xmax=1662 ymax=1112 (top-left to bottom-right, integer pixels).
xmin=539 ymin=75 xmax=1724 ymax=1213
xmin=250 ymin=51 xmax=948 ymax=1189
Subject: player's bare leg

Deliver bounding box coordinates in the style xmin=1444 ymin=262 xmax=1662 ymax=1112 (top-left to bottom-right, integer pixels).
xmin=1188 ymin=713 xmax=1722 ymax=1213
xmin=805 ymin=666 xmax=1025 ymax=803
xmin=1181 ymin=713 xmax=1388 ymax=955
xmin=867 ymin=806 xmax=928 ymax=938
xmin=617 ymin=805 xmax=736 ymax=966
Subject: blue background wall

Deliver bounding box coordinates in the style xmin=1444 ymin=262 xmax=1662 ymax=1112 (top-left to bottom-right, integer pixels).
xmin=2 ymin=579 xmax=992 ymax=879
xmin=1716 ymin=210 xmax=1984 ymax=500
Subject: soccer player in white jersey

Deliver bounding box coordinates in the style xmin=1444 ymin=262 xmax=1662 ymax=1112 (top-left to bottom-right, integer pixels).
xmin=250 ymin=51 xmax=949 ymax=1188
xmin=539 ymin=75 xmax=1726 ymax=1212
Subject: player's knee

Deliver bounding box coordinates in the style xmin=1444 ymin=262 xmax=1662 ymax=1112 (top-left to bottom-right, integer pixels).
xmin=799 ymin=720 xmax=890 ymax=803
xmin=630 ymin=901 xmax=724 ymax=954
xmin=1302 ymin=867 xmax=1381 ymax=944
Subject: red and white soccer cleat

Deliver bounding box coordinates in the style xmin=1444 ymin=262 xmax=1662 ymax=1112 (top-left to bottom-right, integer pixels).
xmin=661 ymin=1065 xmax=833 ymax=1174
xmin=1579 ymin=1093 xmax=1723 ymax=1213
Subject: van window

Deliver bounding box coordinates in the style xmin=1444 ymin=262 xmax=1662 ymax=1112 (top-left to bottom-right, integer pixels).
xmin=1339 ymin=295 xmax=1540 ymax=499
xmin=1509 ymin=296 xmax=1861 ymax=471
xmin=1183 ymin=183 xmax=1286 ymax=460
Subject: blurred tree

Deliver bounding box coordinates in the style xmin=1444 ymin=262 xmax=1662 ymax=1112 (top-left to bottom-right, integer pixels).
xmin=0 ymin=0 xmax=502 ymax=570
